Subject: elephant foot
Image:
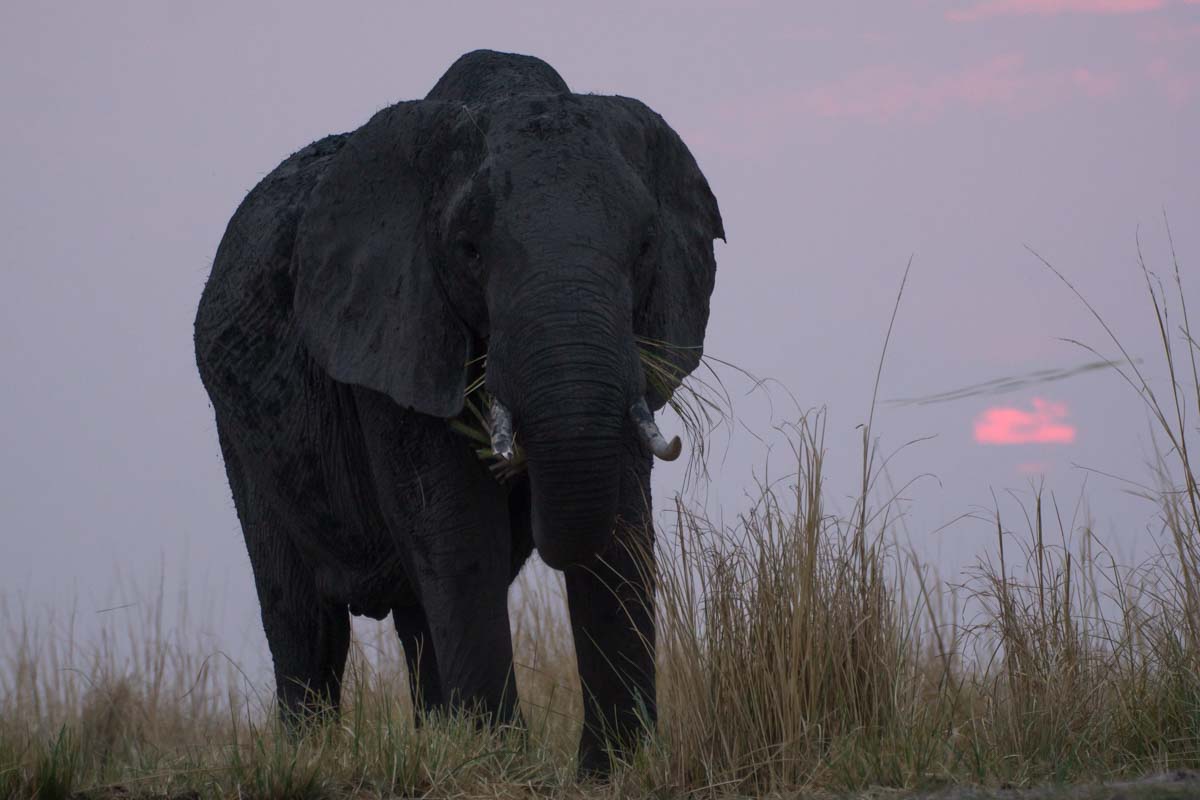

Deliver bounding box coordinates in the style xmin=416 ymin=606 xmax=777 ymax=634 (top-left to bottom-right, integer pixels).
xmin=576 ymin=743 xmax=613 ymax=781
xmin=277 ymin=688 xmax=343 ymax=739
xmin=576 ymin=730 xmax=644 ymax=781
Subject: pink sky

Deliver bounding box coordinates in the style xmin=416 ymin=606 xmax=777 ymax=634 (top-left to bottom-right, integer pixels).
xmin=1 ymin=0 xmax=1195 ymax=668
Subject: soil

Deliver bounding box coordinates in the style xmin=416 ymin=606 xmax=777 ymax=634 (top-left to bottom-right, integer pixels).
xmin=871 ymin=770 xmax=1200 ymax=800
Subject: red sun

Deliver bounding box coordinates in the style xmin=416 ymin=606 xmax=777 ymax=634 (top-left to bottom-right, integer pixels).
xmin=974 ymin=398 xmax=1077 ymax=445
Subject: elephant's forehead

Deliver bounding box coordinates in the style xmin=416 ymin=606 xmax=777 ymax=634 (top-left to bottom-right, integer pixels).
xmin=473 ymin=95 xmax=653 ymax=222
xmin=483 ymin=146 xmax=647 ymax=218
xmin=486 ymin=95 xmax=611 ymax=150
xmin=484 ymin=99 xmax=637 ymax=184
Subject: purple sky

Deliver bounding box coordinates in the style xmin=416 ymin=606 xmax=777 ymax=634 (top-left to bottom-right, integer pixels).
xmin=2 ymin=1 xmax=1197 ymax=668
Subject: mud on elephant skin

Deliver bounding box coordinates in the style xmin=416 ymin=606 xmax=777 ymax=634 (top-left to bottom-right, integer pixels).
xmin=193 ymin=49 xmax=723 ymax=775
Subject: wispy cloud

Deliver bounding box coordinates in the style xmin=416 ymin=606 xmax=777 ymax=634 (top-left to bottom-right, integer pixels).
xmin=948 ymin=0 xmax=1169 ymax=22
xmin=974 ymin=398 xmax=1077 ymax=445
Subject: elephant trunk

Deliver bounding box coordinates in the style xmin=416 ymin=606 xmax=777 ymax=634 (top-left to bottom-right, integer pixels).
xmin=523 ymin=380 xmax=626 ymax=570
xmin=488 ymin=269 xmax=635 ymax=570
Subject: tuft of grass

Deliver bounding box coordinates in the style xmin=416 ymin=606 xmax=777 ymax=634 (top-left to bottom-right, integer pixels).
xmin=32 ymin=728 xmax=80 ymax=800
xmin=652 ymin=412 xmax=920 ymax=793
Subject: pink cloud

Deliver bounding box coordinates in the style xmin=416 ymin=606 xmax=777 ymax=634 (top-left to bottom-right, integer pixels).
xmin=949 ymin=0 xmax=1167 ymax=21
xmin=699 ymin=53 xmax=1129 ymax=155
xmin=1138 ymin=23 xmax=1200 ymax=41
xmin=1069 ymin=67 xmax=1125 ymax=97
xmin=974 ymin=398 xmax=1077 ymax=445
xmin=784 ymin=54 xmax=1123 ymax=121
xmin=797 ymin=54 xmax=1026 ymax=120
xmin=1146 ymin=56 xmax=1199 ymax=105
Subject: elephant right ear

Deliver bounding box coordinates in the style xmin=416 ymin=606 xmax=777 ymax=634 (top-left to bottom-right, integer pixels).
xmin=294 ymin=101 xmax=475 ymax=419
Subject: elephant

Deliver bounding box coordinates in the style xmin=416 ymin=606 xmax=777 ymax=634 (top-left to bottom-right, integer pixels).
xmin=193 ymin=49 xmax=723 ymax=774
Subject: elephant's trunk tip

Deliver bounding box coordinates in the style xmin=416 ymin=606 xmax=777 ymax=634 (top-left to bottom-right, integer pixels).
xmin=630 ymin=397 xmax=683 ymax=462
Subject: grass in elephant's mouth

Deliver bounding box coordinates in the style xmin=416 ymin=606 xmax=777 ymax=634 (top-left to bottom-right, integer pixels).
xmin=7 ymin=245 xmax=1200 ymax=799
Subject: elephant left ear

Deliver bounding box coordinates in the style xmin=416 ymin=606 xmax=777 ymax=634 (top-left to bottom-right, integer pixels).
xmin=591 ymin=97 xmax=725 ymax=411
xmin=293 ymin=101 xmax=480 ymax=419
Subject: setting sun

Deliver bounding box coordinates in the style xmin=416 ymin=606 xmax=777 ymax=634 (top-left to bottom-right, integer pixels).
xmin=973 ymin=397 xmax=1077 ymax=444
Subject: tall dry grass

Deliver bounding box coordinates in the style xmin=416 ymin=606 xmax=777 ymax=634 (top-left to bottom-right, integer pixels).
xmin=4 ymin=234 xmax=1200 ymax=798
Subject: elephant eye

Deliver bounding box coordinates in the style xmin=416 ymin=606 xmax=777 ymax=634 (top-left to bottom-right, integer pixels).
xmin=638 ymin=223 xmax=658 ymax=258
xmin=455 ymin=235 xmax=481 ymax=264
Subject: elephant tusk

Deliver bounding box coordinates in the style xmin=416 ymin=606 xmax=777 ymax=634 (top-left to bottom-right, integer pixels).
xmin=630 ymin=397 xmax=682 ymax=461
xmin=489 ymin=399 xmax=515 ymax=461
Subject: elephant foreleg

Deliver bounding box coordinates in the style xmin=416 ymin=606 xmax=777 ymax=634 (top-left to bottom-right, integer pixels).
xmin=410 ymin=512 xmax=521 ymax=726
xmin=247 ymin=523 xmax=351 ymax=727
xmin=566 ymin=446 xmax=656 ymax=775
xmin=356 ymin=389 xmax=521 ymax=727
xmin=393 ymin=604 xmax=445 ymax=723
xmin=216 ymin=425 xmax=352 ymax=728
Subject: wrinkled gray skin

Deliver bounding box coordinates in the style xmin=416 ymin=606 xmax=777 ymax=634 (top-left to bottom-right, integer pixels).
xmin=194 ymin=50 xmax=722 ymax=775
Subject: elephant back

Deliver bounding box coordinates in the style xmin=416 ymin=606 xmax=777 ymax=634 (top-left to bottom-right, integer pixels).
xmin=425 ymin=49 xmax=569 ymax=103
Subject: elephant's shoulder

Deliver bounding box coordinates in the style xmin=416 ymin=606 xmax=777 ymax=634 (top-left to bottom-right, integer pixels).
xmin=195 ymin=134 xmax=350 ymax=398
xmin=205 ymin=134 xmax=349 ymax=284
xmin=274 ymin=134 xmax=351 ymax=184
xmin=233 ymin=134 xmax=349 ymax=241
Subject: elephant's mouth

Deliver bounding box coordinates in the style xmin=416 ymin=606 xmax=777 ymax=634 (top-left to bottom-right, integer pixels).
xmin=489 ymin=396 xmax=680 ymax=471
xmin=453 ymin=338 xmax=689 ymax=485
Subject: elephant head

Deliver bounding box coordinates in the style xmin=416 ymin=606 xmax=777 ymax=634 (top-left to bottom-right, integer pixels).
xmin=293 ymin=51 xmax=723 ymax=569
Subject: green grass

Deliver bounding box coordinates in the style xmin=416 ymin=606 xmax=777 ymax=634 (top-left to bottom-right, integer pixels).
xmin=5 ymin=235 xmax=1200 ymax=799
